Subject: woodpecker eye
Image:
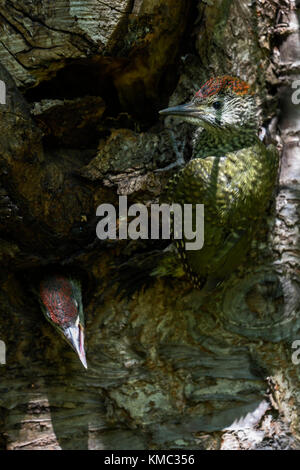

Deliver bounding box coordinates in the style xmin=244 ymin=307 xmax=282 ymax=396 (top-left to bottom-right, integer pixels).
xmin=213 ymin=101 xmax=222 ymax=110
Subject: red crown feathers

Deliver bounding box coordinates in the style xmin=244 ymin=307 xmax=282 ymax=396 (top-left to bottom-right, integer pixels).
xmin=195 ymin=76 xmax=251 ymax=99
xmin=40 ymin=276 xmax=78 ymax=326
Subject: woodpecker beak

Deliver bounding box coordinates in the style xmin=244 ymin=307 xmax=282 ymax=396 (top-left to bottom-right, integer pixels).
xmin=159 ymin=102 xmax=201 ymax=118
xmin=64 ymin=323 xmax=87 ymax=369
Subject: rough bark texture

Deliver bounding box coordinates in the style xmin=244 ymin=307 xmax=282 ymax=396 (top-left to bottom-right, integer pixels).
xmin=0 ymin=0 xmax=299 ymax=450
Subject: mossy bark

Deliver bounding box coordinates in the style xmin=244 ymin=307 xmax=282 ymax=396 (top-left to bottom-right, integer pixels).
xmin=0 ymin=0 xmax=299 ymax=450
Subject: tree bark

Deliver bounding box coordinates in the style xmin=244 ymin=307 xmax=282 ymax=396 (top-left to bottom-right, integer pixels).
xmin=0 ymin=0 xmax=299 ymax=450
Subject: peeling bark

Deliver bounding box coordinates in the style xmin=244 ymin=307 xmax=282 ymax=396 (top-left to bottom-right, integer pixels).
xmin=0 ymin=0 xmax=299 ymax=451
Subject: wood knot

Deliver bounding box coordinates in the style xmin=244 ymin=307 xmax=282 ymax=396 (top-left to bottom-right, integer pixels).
xmin=221 ymin=271 xmax=300 ymax=341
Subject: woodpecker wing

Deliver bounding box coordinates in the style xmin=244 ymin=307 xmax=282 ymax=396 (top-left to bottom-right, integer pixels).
xmin=165 ymin=140 xmax=278 ymax=286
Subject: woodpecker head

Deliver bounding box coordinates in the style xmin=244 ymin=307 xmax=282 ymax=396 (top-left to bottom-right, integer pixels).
xmin=159 ymin=76 xmax=257 ymax=132
xmin=39 ymin=274 xmax=87 ymax=369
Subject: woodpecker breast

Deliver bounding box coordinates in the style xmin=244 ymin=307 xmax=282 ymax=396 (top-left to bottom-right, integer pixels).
xmin=162 ymin=76 xmax=279 ymax=289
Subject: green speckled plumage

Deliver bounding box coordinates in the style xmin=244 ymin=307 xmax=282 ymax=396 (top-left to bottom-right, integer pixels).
xmin=166 ymin=139 xmax=278 ymax=287
xmin=160 ymin=76 xmax=279 ymax=289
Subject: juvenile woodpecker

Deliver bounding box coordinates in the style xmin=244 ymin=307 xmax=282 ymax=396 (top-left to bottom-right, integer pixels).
xmin=39 ymin=274 xmax=87 ymax=369
xmin=159 ymin=75 xmax=278 ymax=289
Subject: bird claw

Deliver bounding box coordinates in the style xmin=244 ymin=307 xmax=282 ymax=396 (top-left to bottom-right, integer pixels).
xmin=155 ymin=129 xmax=186 ymax=173
xmin=154 ymin=160 xmax=184 ymax=173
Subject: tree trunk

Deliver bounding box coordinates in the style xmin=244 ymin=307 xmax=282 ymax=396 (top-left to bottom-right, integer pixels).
xmin=0 ymin=0 xmax=299 ymax=450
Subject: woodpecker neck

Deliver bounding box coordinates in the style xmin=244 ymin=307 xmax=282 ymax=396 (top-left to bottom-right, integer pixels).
xmin=192 ymin=126 xmax=259 ymax=159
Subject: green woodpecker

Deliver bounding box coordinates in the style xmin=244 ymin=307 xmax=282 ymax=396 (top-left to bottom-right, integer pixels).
xmin=39 ymin=274 xmax=87 ymax=369
xmin=159 ymin=75 xmax=279 ymax=289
